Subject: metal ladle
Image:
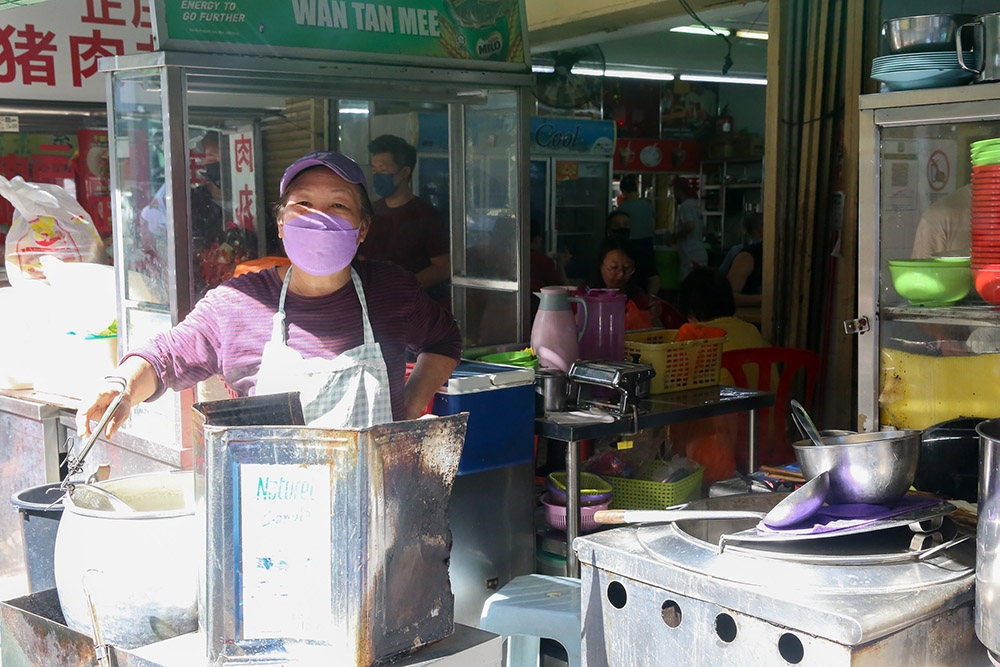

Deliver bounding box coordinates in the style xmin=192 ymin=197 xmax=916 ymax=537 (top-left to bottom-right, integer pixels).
xmin=59 ymin=383 xmax=134 ymax=513
xmin=593 ymin=472 xmax=831 ymax=528
xmin=790 ymin=399 xmax=825 ymax=446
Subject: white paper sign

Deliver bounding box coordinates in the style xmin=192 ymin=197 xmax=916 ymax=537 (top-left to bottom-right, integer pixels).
xmin=226 ymin=124 xmax=257 ymax=233
xmin=239 ymin=463 xmax=333 ymax=639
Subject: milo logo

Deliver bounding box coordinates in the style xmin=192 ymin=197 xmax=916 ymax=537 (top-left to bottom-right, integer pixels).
xmin=476 ymin=31 xmax=503 ymax=57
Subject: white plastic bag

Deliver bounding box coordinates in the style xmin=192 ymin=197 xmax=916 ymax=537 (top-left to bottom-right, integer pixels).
xmin=1 ymin=176 xmax=106 ymax=286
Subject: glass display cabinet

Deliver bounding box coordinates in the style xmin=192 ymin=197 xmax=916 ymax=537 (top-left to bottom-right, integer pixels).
xmin=857 ymin=85 xmax=1000 ymax=432
xmin=101 ymin=50 xmax=534 ymax=451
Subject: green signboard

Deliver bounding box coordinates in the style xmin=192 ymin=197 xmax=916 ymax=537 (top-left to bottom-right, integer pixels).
xmin=0 ymin=0 xmax=50 ymax=8
xmin=153 ymin=0 xmax=527 ymax=68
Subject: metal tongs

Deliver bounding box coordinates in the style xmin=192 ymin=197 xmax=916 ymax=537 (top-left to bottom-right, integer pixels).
xmin=58 ymin=379 xmax=133 ymax=512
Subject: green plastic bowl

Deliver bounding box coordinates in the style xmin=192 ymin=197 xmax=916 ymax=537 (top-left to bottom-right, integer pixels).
xmin=479 ymin=350 xmax=539 ymax=369
xmin=888 ymin=258 xmax=972 ymax=306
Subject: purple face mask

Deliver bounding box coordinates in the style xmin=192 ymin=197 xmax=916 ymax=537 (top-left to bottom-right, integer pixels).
xmin=281 ymin=209 xmax=360 ymax=276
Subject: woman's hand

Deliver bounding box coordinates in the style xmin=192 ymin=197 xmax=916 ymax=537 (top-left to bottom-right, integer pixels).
xmin=75 ymin=357 xmax=157 ymax=440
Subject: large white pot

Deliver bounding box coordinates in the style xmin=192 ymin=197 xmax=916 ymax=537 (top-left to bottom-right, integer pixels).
xmin=53 ymin=470 xmax=199 ymax=649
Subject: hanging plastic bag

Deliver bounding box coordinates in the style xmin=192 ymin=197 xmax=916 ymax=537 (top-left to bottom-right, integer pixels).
xmin=1 ymin=175 xmax=106 ymax=287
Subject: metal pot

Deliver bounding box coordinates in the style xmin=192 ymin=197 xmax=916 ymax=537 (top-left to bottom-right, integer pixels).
xmin=792 ymin=429 xmax=921 ymax=505
xmin=53 ymin=470 xmax=199 ymax=650
xmin=882 ymin=13 xmax=975 ymax=53
xmin=976 ymin=417 xmax=1000 ymax=659
xmin=915 ymin=417 xmax=982 ymax=502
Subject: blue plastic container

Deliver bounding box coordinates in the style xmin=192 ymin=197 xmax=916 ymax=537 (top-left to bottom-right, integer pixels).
xmin=432 ymin=361 xmax=535 ymax=475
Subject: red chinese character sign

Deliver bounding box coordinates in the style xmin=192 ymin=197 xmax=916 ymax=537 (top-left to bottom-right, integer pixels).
xmin=228 ymin=127 xmax=255 ymax=233
xmin=0 ymin=0 xmax=152 ymax=104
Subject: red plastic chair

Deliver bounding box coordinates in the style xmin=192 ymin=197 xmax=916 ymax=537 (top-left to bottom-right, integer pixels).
xmin=720 ymin=347 xmax=821 ymax=468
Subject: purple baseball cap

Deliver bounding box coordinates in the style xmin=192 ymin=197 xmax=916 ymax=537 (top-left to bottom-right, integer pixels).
xmin=279 ymin=150 xmax=368 ymax=196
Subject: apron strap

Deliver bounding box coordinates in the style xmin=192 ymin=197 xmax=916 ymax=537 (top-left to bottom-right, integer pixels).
xmin=277 ymin=266 xmax=375 ymax=346
xmin=273 ymin=265 xmax=294 ymax=344
xmin=348 ymin=267 xmax=376 ymax=347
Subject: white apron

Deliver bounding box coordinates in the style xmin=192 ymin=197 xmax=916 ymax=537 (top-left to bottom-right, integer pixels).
xmin=255 ymin=267 xmax=394 ymax=429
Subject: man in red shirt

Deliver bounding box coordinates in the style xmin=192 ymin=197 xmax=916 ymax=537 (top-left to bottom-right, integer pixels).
xmin=360 ymin=135 xmax=451 ymax=304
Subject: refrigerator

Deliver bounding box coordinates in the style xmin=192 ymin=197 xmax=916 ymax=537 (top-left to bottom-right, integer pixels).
xmin=529 ymin=117 xmax=615 ymax=282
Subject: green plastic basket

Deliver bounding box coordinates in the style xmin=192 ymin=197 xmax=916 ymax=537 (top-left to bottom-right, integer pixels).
xmin=606 ymin=463 xmax=703 ymax=510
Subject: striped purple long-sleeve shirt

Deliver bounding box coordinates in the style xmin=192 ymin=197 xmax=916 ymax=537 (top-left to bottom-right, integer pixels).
xmin=125 ymin=260 xmax=462 ymax=420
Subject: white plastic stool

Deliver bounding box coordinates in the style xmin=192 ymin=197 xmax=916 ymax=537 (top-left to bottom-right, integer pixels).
xmin=479 ymin=574 xmax=581 ymax=667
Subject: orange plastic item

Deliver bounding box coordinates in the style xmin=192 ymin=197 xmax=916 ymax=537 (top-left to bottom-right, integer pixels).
xmin=625 ymin=299 xmax=654 ymax=330
xmin=233 ymin=256 xmax=291 ymax=277
xmin=686 ymin=433 xmax=737 ymax=488
xmin=674 ymin=322 xmax=727 ymax=342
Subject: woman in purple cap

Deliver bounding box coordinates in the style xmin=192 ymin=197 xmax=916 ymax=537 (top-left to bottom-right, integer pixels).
xmin=77 ymin=150 xmax=462 ymax=436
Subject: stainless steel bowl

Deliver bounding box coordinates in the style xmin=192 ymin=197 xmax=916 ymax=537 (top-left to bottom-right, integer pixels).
xmin=882 ymin=14 xmax=975 ymax=54
xmin=792 ymin=430 xmax=921 ymax=505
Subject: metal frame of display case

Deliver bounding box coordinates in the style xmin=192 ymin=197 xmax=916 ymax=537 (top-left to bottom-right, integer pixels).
xmin=857 ymin=85 xmax=1000 ymax=431
xmin=100 ymin=50 xmax=535 ymax=450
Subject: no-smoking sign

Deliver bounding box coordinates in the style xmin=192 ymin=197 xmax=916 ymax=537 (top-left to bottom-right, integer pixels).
xmin=927 ymin=149 xmax=950 ymax=192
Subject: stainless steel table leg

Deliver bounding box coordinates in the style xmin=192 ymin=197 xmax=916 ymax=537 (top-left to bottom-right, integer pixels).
xmin=747 ymin=408 xmax=759 ymax=472
xmin=565 ymin=439 xmax=580 ymax=577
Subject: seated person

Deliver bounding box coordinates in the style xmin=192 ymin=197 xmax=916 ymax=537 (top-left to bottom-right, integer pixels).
xmin=673 ymin=267 xmax=773 ymax=478
xmin=911 ymin=184 xmax=972 ymax=258
xmin=678 ymin=266 xmax=767 ymax=353
xmin=725 ymin=213 xmax=763 ymax=312
xmin=584 ymin=236 xmax=662 ymax=330
xmin=529 ymin=218 xmax=565 ymax=292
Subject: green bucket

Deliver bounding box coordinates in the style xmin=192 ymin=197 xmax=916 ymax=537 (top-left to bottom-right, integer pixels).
xmin=656 ymin=248 xmax=680 ymax=291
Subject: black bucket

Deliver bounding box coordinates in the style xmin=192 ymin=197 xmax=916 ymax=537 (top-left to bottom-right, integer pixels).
xmin=10 ymin=483 xmax=65 ymax=592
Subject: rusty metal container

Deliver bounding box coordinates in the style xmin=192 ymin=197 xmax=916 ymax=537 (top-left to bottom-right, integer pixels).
xmin=193 ymin=394 xmax=468 ymax=666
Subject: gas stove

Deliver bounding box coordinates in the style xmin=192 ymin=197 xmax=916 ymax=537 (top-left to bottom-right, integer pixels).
xmin=574 ymin=493 xmax=986 ymax=666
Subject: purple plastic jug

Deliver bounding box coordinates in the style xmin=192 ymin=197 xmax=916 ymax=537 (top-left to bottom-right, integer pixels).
xmin=531 ymin=287 xmax=588 ymax=372
xmin=577 ymin=288 xmax=627 ymax=361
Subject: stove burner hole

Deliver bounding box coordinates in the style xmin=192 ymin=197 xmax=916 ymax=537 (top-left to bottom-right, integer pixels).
xmin=714 ymin=613 xmax=737 ymax=643
xmin=660 ymin=600 xmax=681 ymax=628
xmin=778 ymin=633 xmax=804 ymax=663
xmin=606 ymin=581 xmax=627 ymax=609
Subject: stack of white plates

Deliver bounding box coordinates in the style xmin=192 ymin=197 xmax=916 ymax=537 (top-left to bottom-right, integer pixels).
xmin=871 ymin=50 xmax=979 ymax=91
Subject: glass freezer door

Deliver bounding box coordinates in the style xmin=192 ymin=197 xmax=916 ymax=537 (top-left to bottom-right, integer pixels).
xmin=550 ymin=158 xmax=612 ymax=282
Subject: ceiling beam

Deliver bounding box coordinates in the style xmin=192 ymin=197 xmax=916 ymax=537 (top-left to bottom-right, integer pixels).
xmin=525 ymin=0 xmax=748 ymax=49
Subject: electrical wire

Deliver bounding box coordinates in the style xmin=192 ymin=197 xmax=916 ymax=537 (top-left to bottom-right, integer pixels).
xmin=678 ymin=0 xmax=734 ymax=75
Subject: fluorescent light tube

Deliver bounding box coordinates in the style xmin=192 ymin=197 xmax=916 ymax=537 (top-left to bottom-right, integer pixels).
xmin=570 ymin=66 xmax=606 ymax=77
xmin=670 ymin=25 xmax=731 ymax=37
xmin=568 ymin=66 xmax=675 ymax=81
xmin=680 ymin=74 xmax=767 ymax=85
xmin=605 ymin=68 xmax=675 ymax=81
xmin=736 ymin=29 xmax=769 ymax=40
xmin=532 ymin=64 xmax=555 ymax=74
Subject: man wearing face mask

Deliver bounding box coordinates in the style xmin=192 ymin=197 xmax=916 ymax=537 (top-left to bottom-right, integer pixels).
xmin=76 ymin=150 xmax=462 ymax=438
xmin=359 ymin=134 xmax=451 ymax=305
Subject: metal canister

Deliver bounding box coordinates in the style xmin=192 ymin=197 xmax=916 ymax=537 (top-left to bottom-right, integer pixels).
xmin=534 ymin=368 xmax=570 ymax=413
xmin=976 ymin=417 xmax=1000 ymax=659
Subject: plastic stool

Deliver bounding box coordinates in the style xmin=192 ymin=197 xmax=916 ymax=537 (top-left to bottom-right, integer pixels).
xmin=479 ymin=574 xmax=581 ymax=667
